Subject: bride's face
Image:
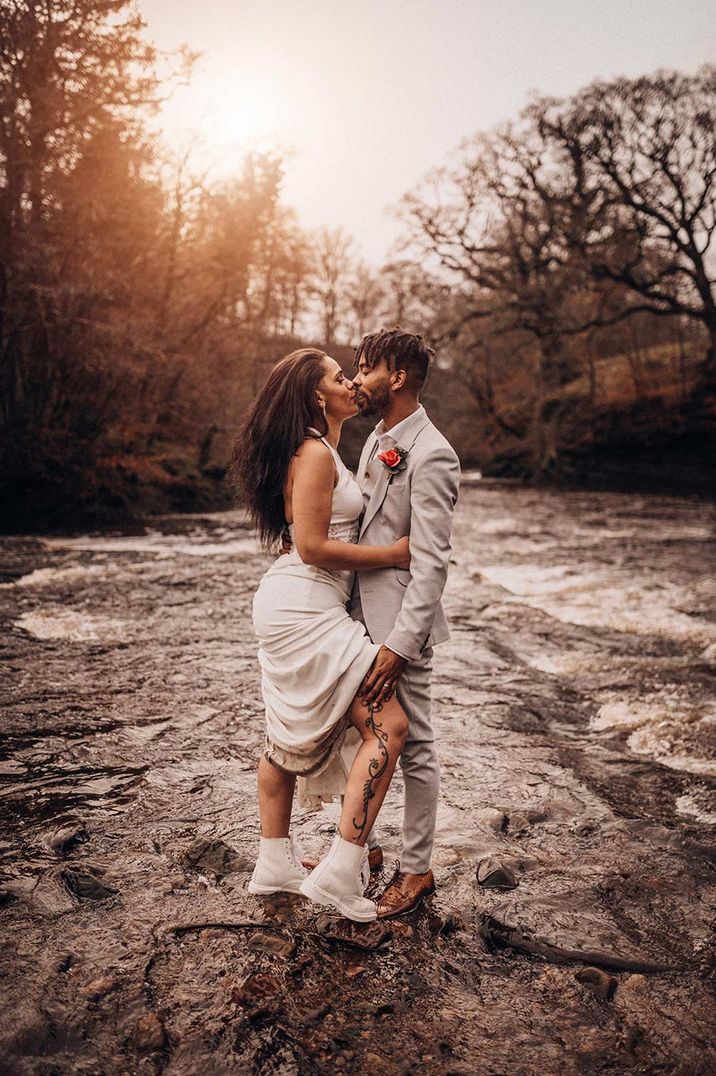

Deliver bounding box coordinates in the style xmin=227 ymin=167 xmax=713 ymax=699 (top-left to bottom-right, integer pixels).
xmin=318 ymin=357 xmax=358 ymax=420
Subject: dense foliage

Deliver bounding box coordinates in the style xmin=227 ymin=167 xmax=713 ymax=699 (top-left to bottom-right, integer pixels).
xmin=1 ymin=4 xmax=713 ymax=527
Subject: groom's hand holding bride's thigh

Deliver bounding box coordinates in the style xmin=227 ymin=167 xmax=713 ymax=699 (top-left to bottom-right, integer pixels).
xmin=358 ymin=646 xmax=407 ymax=706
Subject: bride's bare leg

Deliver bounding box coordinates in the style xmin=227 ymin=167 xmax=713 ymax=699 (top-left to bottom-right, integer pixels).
xmin=258 ymin=755 xmax=296 ymax=838
xmin=338 ymin=695 xmax=409 ymax=845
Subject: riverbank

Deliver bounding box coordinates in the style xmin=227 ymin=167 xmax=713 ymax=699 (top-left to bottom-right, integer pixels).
xmin=1 ymin=484 xmax=715 ymax=1073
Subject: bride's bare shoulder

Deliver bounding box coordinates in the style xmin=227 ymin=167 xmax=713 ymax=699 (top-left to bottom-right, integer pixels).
xmin=291 ymin=436 xmax=334 ymax=478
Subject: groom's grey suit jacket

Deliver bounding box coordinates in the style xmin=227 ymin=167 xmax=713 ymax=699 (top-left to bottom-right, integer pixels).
xmin=351 ymin=407 xmax=460 ymax=663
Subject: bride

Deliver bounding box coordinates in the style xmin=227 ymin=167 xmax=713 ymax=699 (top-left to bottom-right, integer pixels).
xmin=233 ymin=348 xmax=411 ymax=922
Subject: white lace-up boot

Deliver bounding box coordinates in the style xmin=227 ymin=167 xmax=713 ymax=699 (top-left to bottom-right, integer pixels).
xmin=299 ymin=834 xmax=376 ymax=921
xmin=248 ymin=836 xmax=308 ymax=895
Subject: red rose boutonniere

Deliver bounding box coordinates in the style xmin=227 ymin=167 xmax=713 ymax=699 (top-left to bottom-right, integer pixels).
xmin=377 ymin=445 xmax=409 ymax=476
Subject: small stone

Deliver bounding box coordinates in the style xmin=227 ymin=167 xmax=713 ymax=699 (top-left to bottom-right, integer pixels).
xmin=179 ymin=836 xmax=248 ymax=876
xmin=79 ymin=975 xmax=117 ymax=1000
xmin=476 ymin=857 xmax=518 ymax=889
xmin=574 ymin=966 xmax=617 ymax=1000
xmin=44 ymin=820 xmax=89 ymax=856
xmin=60 ymin=866 xmax=116 ymax=901
xmin=133 ymin=1012 xmax=165 ymax=1052
xmin=475 ymin=808 xmax=507 ymax=833
xmin=315 ymin=915 xmax=391 ymax=950
xmin=246 ymin=933 xmax=296 ymax=958
xmin=618 ymin=973 xmax=648 ymax=997
xmin=506 ymin=812 xmax=531 ymax=833
xmin=231 ymin=972 xmax=281 ymax=1008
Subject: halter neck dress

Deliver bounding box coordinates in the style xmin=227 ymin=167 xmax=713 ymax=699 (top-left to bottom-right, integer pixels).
xmin=252 ymin=433 xmax=379 ymax=807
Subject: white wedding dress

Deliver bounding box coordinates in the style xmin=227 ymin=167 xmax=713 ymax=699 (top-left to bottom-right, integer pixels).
xmin=252 ymin=435 xmax=379 ymax=806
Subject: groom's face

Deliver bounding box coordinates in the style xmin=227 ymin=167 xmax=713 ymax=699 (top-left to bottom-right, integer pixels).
xmin=352 ymin=356 xmax=393 ymax=417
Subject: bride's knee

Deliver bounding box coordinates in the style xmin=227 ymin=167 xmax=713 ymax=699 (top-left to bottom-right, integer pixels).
xmin=373 ymin=700 xmax=409 ymax=752
xmin=350 ymin=698 xmax=408 ymax=750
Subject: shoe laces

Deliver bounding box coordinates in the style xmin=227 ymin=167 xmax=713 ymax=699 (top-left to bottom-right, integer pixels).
xmin=288 ymin=836 xmax=309 ymax=877
xmin=384 ymin=862 xmax=411 ymax=898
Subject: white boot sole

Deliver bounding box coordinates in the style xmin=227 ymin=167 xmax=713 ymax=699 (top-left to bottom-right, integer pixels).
xmin=247 ymin=878 xmax=306 ymax=895
xmin=299 ymin=876 xmax=377 ymax=922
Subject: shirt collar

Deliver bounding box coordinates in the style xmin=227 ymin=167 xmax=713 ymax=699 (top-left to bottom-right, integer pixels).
xmin=374 ymin=404 xmax=426 ymax=447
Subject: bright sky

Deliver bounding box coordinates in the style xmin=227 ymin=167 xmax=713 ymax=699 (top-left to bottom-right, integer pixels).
xmin=142 ymin=0 xmax=716 ymax=265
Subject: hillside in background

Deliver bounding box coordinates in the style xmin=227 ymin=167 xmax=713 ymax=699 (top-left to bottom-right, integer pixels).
xmin=6 ymin=336 xmax=712 ymax=535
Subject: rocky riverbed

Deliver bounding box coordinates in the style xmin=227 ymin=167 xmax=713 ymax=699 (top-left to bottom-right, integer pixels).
xmin=1 ymin=479 xmax=715 ymax=1074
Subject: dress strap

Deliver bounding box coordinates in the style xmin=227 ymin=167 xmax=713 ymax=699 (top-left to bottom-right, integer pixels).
xmin=306 ymin=427 xmax=341 ymax=482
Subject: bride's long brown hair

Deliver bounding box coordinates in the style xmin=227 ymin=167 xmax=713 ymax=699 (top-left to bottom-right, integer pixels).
xmin=232 ymin=349 xmax=329 ymax=548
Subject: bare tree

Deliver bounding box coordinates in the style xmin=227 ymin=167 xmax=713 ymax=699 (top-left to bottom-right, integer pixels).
xmin=347 ymin=262 xmax=384 ymax=340
xmin=310 ymin=226 xmax=354 ymax=347
xmin=400 ymin=124 xmax=594 ymax=472
xmin=534 ymin=66 xmax=716 ymax=391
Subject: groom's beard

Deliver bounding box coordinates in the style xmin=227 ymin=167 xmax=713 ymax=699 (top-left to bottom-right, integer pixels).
xmin=353 ymin=383 xmax=391 ymax=417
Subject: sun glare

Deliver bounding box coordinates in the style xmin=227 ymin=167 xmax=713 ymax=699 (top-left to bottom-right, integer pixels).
xmin=157 ymin=61 xmax=289 ymax=171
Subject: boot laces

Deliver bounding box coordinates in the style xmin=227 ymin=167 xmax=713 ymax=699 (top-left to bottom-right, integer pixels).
xmin=288 ymin=837 xmax=309 ymax=877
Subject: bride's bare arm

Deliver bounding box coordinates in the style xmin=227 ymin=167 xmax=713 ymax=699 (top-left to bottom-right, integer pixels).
xmin=289 ymin=440 xmax=409 ymax=571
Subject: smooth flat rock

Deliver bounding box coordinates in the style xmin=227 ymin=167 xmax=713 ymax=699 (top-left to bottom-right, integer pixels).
xmin=481 ymin=888 xmax=671 ymax=972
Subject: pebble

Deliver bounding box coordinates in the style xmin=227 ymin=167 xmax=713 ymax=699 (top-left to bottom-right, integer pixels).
xmin=178 ymin=836 xmax=249 ymax=877
xmin=60 ymin=866 xmax=116 ymax=901
xmin=43 ymin=820 xmax=89 ymax=857
xmin=246 ymin=933 xmax=295 ymax=958
xmin=574 ymin=966 xmax=617 ymax=1000
xmin=476 ymin=856 xmax=518 ymax=889
xmin=475 ymin=808 xmax=507 ymax=833
xmin=79 ymin=976 xmax=118 ymax=1000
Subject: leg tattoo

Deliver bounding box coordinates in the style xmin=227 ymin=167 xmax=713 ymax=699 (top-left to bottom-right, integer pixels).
xmin=351 ymin=700 xmax=390 ymax=842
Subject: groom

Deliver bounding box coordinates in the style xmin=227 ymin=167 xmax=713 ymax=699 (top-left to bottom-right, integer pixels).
xmin=351 ymin=327 xmax=460 ymax=918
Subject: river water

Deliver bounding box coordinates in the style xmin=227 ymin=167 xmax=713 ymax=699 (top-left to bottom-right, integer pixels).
xmin=1 ymin=480 xmax=715 ymax=1074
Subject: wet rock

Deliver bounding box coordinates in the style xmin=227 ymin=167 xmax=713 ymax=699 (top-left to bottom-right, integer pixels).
xmin=505 ymin=811 xmax=532 ymax=834
xmin=133 ymin=1012 xmax=165 ymax=1052
xmin=574 ymin=966 xmax=617 ymax=1000
xmin=246 ymin=933 xmax=295 ymax=958
xmin=79 ymin=975 xmax=118 ymax=1000
xmin=5 ymin=874 xmax=77 ymax=915
xmin=476 ymin=856 xmax=518 ymax=889
xmin=482 ymin=889 xmax=671 ymax=972
xmin=60 ymin=865 xmax=116 ymax=901
xmin=475 ymin=808 xmax=507 ymax=833
xmin=179 ymin=836 xmax=249 ymax=876
xmin=314 ymin=915 xmax=391 ymax=950
xmin=43 ymin=819 xmax=89 ymax=856
xmin=231 ymin=971 xmax=281 ymax=1008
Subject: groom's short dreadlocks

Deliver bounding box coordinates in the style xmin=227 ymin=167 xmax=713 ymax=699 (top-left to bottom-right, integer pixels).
xmin=354 ymin=327 xmax=434 ymax=391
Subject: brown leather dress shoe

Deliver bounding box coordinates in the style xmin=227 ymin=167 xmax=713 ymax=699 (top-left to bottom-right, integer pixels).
xmin=376 ymin=867 xmax=436 ymax=919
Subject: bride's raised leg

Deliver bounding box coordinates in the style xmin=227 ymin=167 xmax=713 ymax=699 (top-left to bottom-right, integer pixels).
xmin=339 ymin=694 xmax=409 ymax=845
xmin=299 ymin=694 xmax=407 ymax=921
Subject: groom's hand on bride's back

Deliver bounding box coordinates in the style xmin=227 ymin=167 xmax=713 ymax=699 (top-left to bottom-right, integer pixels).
xmin=358 ymin=646 xmax=407 ymax=706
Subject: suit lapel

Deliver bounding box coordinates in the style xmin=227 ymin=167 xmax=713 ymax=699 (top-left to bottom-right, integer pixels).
xmin=359 ymin=416 xmax=430 ymax=537
xmin=357 ymin=434 xmax=378 ymax=496
xmin=360 ymin=465 xmax=391 ymax=535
